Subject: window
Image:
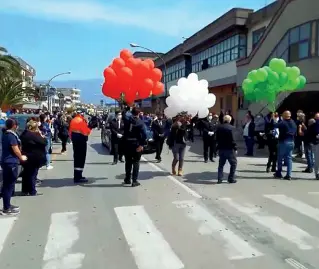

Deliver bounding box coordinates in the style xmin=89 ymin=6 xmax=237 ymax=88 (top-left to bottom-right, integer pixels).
xmin=266 ymin=21 xmax=316 ymax=64
xmin=165 ymin=61 xmax=185 ymax=83
xmin=252 ymin=27 xmax=266 ymax=49
xmin=288 ymin=22 xmax=311 ymax=62
xmin=191 ymin=34 xmax=247 ymax=72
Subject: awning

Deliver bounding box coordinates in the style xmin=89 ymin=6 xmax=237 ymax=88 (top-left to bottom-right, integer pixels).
xmin=22 ymin=103 xmax=41 ymax=110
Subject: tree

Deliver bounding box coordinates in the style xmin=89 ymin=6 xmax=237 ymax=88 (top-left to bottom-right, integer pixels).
xmin=0 ymin=46 xmax=21 ymax=78
xmin=0 ymin=76 xmax=36 ymax=110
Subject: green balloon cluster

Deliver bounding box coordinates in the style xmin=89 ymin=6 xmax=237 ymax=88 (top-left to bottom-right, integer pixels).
xmin=242 ymin=58 xmax=307 ymax=108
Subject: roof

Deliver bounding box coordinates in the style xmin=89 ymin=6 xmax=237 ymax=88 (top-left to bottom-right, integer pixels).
xmin=237 ymin=0 xmax=292 ymax=66
xmin=133 ymin=51 xmax=163 ymax=60
xmin=155 ymin=8 xmax=253 ymax=67
xmin=14 ymin=57 xmax=36 ymax=76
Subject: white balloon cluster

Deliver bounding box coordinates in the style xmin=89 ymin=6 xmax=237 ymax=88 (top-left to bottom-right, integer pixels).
xmin=164 ymin=73 xmax=216 ymax=118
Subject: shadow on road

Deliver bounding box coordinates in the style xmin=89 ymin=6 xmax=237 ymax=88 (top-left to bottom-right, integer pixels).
xmin=38 ymin=177 xmax=106 ymax=188
xmin=183 ymin=171 xmax=219 ymax=185
xmin=115 ymin=171 xmax=170 ymax=181
xmin=89 ymin=143 xmax=110 ymax=155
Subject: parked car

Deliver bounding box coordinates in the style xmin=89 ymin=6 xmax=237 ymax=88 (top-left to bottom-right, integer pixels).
xmin=101 ymin=114 xmax=156 ymax=155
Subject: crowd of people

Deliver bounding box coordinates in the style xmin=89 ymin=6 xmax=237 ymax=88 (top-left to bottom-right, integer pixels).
xmin=1 ymin=105 xmax=319 ymax=216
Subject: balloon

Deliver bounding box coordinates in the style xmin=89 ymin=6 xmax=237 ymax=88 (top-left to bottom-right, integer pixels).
xmin=205 ymin=94 xmax=216 ymax=107
xmin=136 ymin=61 xmax=151 ymax=78
xmin=242 ymin=79 xmax=254 ymax=91
xmin=102 ymin=82 xmax=120 ymax=99
xmin=125 ymin=57 xmax=140 ymax=71
xmin=138 ymin=78 xmax=153 ymax=98
xmin=297 ymin=75 xmax=307 ymax=89
xmin=120 ymin=49 xmax=133 ymax=62
xmin=256 ymin=68 xmax=268 ymax=82
xmin=144 ymin=59 xmax=155 ymax=69
xmin=150 ymin=68 xmax=162 ymax=81
xmin=279 ymin=72 xmax=288 ymax=86
xmin=267 ymin=70 xmax=279 ymax=84
xmin=287 ymin=77 xmax=300 ymax=90
xmin=124 ymin=90 xmax=137 ymax=104
xmin=103 ymin=67 xmax=117 ymax=86
xmin=198 ymin=107 xmax=209 ymax=118
xmin=112 ymin=58 xmax=125 ymax=72
xmin=164 ymin=73 xmax=216 ymax=118
xmin=287 ymin=66 xmax=300 ymax=80
xmin=118 ymin=67 xmax=133 ymax=82
xmin=152 ymin=81 xmax=164 ymax=96
xmin=187 ymin=73 xmax=199 ymax=82
xmin=269 ymin=58 xmax=286 ymax=73
xmin=247 ymin=70 xmax=258 ymax=82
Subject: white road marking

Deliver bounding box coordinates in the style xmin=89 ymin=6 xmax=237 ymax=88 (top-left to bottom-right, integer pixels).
xmin=308 ymin=192 xmax=319 ymax=195
xmin=173 ymin=200 xmax=262 ymax=260
xmin=143 ymin=157 xmax=202 ymax=199
xmin=0 ymin=217 xmax=17 ymax=254
xmin=114 ymin=205 xmax=184 ymax=269
xmin=285 ymin=258 xmax=309 ymax=269
xmin=219 ymin=198 xmax=319 ymax=250
xmin=264 ymin=194 xmax=319 ymax=222
xmin=42 ymin=212 xmax=85 ymax=269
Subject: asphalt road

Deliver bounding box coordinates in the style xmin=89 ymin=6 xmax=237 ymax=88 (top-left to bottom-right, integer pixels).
xmin=0 ymin=130 xmax=318 ymax=269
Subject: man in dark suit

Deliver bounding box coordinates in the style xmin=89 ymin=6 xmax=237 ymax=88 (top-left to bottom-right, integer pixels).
xmin=201 ymin=113 xmax=219 ymax=163
xmin=151 ymin=113 xmax=167 ymax=162
xmin=110 ymin=111 xmax=125 ymax=164
xmin=215 ymin=115 xmax=237 ymax=184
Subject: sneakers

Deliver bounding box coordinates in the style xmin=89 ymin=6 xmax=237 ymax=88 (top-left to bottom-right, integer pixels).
xmin=46 ymin=165 xmax=54 ymax=170
xmin=1 ymin=205 xmax=20 ymax=215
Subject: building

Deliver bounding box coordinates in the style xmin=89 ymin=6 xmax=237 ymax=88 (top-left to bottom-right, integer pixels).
xmin=56 ymin=88 xmax=81 ymax=109
xmin=236 ymin=0 xmax=319 ymax=122
xmin=14 ymin=57 xmax=36 ymax=88
xmin=133 ymin=51 xmax=162 ymax=60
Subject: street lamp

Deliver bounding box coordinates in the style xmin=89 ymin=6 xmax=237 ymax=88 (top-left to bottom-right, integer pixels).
xmin=129 ymin=43 xmax=168 ymax=96
xmin=46 ymin=71 xmax=71 ymax=112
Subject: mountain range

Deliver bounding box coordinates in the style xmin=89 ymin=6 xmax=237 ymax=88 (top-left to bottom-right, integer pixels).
xmin=36 ymin=78 xmax=114 ymax=104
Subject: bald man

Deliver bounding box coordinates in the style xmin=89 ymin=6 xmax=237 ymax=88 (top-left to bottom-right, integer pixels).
xmin=273 ymin=111 xmax=297 ymax=180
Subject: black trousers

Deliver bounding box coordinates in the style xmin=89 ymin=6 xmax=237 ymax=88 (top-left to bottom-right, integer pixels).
xmin=21 ymin=164 xmax=38 ymax=195
xmin=112 ymin=140 xmax=124 ymax=162
xmin=61 ymin=136 xmax=68 ymax=152
xmin=218 ymin=149 xmax=237 ymax=181
xmin=1 ymin=163 xmax=18 ymax=210
xmin=203 ymin=137 xmax=216 ymax=161
xmin=267 ymin=138 xmax=278 ymax=170
xmin=71 ymin=132 xmax=87 ymax=179
xmin=124 ymin=145 xmax=142 ymax=182
xmin=155 ymin=137 xmax=165 ymax=160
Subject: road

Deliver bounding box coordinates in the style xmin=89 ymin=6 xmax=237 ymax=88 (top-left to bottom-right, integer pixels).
xmin=0 ymin=130 xmax=318 ymax=269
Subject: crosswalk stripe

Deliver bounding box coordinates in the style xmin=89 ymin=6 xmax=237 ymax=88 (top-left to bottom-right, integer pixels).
xmin=173 ymin=200 xmax=263 ymax=260
xmin=219 ymin=198 xmax=319 ymax=250
xmin=114 ymin=205 xmax=184 ymax=269
xmin=264 ymin=194 xmax=319 ymax=222
xmin=42 ymin=212 xmax=85 ymax=269
xmin=0 ymin=217 xmax=17 ymax=254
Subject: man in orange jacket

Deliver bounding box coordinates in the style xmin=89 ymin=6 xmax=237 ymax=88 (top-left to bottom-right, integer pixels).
xmin=69 ymin=111 xmax=92 ymax=183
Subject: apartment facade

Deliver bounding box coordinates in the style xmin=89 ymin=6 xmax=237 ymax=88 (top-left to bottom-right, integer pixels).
xmin=56 ymin=88 xmax=81 ymax=109
xmin=237 ymin=0 xmax=319 ymax=122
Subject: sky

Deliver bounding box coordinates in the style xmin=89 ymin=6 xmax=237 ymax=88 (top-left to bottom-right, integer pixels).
xmin=0 ymin=0 xmax=274 ymax=83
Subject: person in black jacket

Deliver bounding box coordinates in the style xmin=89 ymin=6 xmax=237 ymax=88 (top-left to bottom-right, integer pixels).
xmin=110 ymin=111 xmax=125 ymax=164
xmin=302 ymin=118 xmax=315 ymax=173
xmin=151 ymin=113 xmax=167 ymax=162
xmin=201 ymin=113 xmax=218 ymax=163
xmin=122 ymin=107 xmax=147 ymax=187
xmin=309 ymin=113 xmax=319 ymax=180
xmin=20 ymin=120 xmax=47 ymax=196
xmin=216 ymin=115 xmax=237 ymax=184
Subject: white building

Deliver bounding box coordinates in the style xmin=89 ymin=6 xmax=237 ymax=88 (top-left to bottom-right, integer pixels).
xmin=56 ymin=88 xmax=81 ymax=109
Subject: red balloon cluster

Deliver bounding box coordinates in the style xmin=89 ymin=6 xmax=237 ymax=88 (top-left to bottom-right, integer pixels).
xmin=102 ymin=49 xmax=164 ymax=104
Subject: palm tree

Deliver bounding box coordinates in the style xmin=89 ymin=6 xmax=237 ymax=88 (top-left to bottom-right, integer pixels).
xmin=0 ymin=46 xmax=21 ymax=78
xmin=0 ymin=76 xmax=36 ymax=110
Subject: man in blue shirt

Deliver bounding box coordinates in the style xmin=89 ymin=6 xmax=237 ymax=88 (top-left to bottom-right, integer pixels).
xmin=273 ymin=111 xmax=297 ymax=180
